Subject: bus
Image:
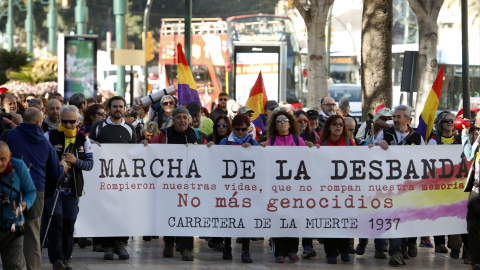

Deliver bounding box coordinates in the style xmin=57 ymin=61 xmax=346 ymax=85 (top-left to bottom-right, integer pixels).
xmin=392 ymin=44 xmax=480 ymax=112
xmin=226 ymin=14 xmax=303 ymax=107
xmin=157 ymin=15 xmax=304 ymax=111
xmin=158 ymin=18 xmax=229 ymax=111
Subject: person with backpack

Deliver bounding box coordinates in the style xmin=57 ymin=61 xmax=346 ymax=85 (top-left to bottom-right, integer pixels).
xmin=260 ymin=107 xmax=307 ymax=263
xmin=151 ymin=95 xmax=176 ymax=129
xmin=44 ymin=105 xmax=94 ymax=270
xmin=143 ymin=106 xmax=207 ymax=261
xmin=89 ymin=96 xmax=136 ymax=261
xmin=426 ymin=111 xmax=463 ymax=258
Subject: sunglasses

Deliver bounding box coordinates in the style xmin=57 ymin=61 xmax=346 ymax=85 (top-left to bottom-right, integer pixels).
xmin=234 ymin=127 xmax=248 ymax=132
xmin=163 ymin=101 xmax=174 ymax=106
xmin=379 ymin=117 xmax=393 ymax=121
xmin=61 ymin=119 xmax=76 ymax=124
xmin=219 ymin=98 xmax=228 ymax=102
xmin=96 ymin=112 xmax=106 ymax=116
xmin=276 ymin=118 xmax=289 ymax=123
xmin=298 ymin=119 xmax=309 ymax=123
xmin=216 ymin=123 xmax=227 ymax=128
xmin=442 ymin=119 xmax=454 ymax=124
xmin=332 ymin=122 xmax=344 ymax=127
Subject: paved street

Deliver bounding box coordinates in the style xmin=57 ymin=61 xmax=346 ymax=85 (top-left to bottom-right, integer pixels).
xmin=22 ymin=237 xmax=470 ymax=269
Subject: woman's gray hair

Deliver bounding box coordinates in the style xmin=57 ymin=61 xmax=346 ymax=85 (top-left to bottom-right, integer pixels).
xmin=160 ymin=95 xmax=174 ymax=104
xmin=434 ymin=110 xmax=455 ymax=134
xmin=393 ymin=105 xmax=411 ymax=118
xmin=60 ymin=105 xmax=80 ymax=120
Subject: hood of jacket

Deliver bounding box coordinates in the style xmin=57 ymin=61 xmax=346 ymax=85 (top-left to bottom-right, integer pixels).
xmin=16 ymin=123 xmax=47 ymax=144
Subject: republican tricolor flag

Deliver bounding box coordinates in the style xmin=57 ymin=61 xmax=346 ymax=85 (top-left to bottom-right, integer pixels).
xmin=177 ymin=43 xmax=201 ymax=106
xmin=416 ymin=65 xmax=445 ymax=142
xmin=245 ymin=71 xmax=268 ymax=132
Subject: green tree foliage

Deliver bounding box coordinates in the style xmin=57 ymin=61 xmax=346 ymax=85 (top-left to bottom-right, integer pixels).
xmin=0 ymin=49 xmax=30 ymax=85
xmin=0 ymin=0 xmax=275 ymax=51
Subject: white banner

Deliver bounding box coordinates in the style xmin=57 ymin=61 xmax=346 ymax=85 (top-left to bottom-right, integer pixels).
xmin=75 ymin=144 xmax=469 ymax=238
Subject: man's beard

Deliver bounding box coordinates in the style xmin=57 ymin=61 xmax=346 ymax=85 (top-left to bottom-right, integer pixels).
xmin=325 ymin=110 xmax=335 ymax=116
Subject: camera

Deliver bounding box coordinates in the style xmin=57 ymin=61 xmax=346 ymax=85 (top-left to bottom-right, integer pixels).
xmin=0 ymin=193 xmax=11 ymax=207
xmin=0 ymin=108 xmax=12 ymax=120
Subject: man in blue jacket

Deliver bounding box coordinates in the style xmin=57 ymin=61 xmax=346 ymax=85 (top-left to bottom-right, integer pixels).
xmin=0 ymin=141 xmax=37 ymax=269
xmin=1 ymin=108 xmax=67 ymax=270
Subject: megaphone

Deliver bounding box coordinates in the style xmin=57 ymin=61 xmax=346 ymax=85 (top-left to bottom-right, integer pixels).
xmin=140 ymin=85 xmax=176 ymax=107
xmin=454 ymin=118 xmax=475 ymax=130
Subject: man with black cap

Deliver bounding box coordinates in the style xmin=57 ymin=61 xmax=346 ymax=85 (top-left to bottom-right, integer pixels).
xmin=260 ymin=100 xmax=278 ymax=131
xmin=144 ymin=106 xmax=207 ymax=261
xmin=306 ymin=110 xmax=322 ymax=135
xmin=187 ymin=101 xmax=213 ymax=136
xmin=338 ymin=98 xmax=358 ymax=136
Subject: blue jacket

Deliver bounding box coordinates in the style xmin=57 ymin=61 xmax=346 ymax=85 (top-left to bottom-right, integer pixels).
xmin=1 ymin=123 xmax=64 ymax=192
xmin=0 ymin=158 xmax=36 ymax=229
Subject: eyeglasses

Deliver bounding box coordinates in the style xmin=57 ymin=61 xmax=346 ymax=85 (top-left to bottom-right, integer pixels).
xmin=332 ymin=122 xmax=344 ymax=127
xmin=234 ymin=127 xmax=248 ymax=132
xmin=322 ymin=103 xmax=336 ymax=107
xmin=442 ymin=119 xmax=454 ymax=124
xmin=219 ymin=98 xmax=228 ymax=102
xmin=298 ymin=119 xmax=309 ymax=123
xmin=216 ymin=123 xmax=227 ymax=128
xmin=163 ymin=101 xmax=174 ymax=106
xmin=276 ymin=118 xmax=289 ymax=123
xmin=61 ymin=119 xmax=76 ymax=124
xmin=96 ymin=112 xmax=106 ymax=116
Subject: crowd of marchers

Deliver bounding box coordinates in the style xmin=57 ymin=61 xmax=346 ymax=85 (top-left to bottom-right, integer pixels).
xmin=0 ymin=90 xmax=479 ymax=270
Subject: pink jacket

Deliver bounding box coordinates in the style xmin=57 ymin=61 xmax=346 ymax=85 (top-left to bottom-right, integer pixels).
xmin=267 ymin=134 xmax=306 ymax=146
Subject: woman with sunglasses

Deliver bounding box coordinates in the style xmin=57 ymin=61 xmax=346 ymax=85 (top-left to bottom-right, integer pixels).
xmin=294 ymin=110 xmax=319 ymax=144
xmin=81 ymin=103 xmax=106 ymax=136
xmin=260 ymin=107 xmax=306 ymax=263
xmin=206 ymin=115 xmax=232 ymax=146
xmin=217 ymin=114 xmax=257 ymax=263
xmin=425 ymin=111 xmax=463 ymax=257
xmin=428 ymin=111 xmax=461 ymax=145
xmin=152 ymin=95 xmax=176 ymax=129
xmin=319 ymin=115 xmax=355 ymax=264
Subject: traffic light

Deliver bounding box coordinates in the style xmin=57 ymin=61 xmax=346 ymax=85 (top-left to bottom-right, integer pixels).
xmin=143 ymin=31 xmax=155 ymax=62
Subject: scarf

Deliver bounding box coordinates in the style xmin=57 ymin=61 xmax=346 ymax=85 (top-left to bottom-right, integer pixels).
xmin=44 ymin=117 xmax=60 ymax=131
xmin=232 ymin=132 xmax=250 ymax=144
xmin=0 ymin=162 xmax=13 ymax=176
xmin=58 ymin=123 xmax=77 ymax=138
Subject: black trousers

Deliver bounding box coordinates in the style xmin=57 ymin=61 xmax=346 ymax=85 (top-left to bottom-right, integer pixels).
xmin=467 ymin=190 xmax=480 ymax=265
xmin=100 ymin=237 xmax=129 ymax=247
xmin=271 ymin=237 xmax=299 ymax=257
xmin=164 ymin=236 xmax=194 ymax=251
xmin=324 ymin=238 xmax=349 ymax=257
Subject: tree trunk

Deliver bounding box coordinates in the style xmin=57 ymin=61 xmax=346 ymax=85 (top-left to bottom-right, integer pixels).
xmin=293 ymin=0 xmax=334 ymax=111
xmin=361 ymin=0 xmax=393 ymax=120
xmin=408 ymin=0 xmax=444 ymax=124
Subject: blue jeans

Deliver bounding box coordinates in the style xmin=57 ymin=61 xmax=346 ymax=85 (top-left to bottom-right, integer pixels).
xmin=45 ymin=192 xmax=79 ymax=262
